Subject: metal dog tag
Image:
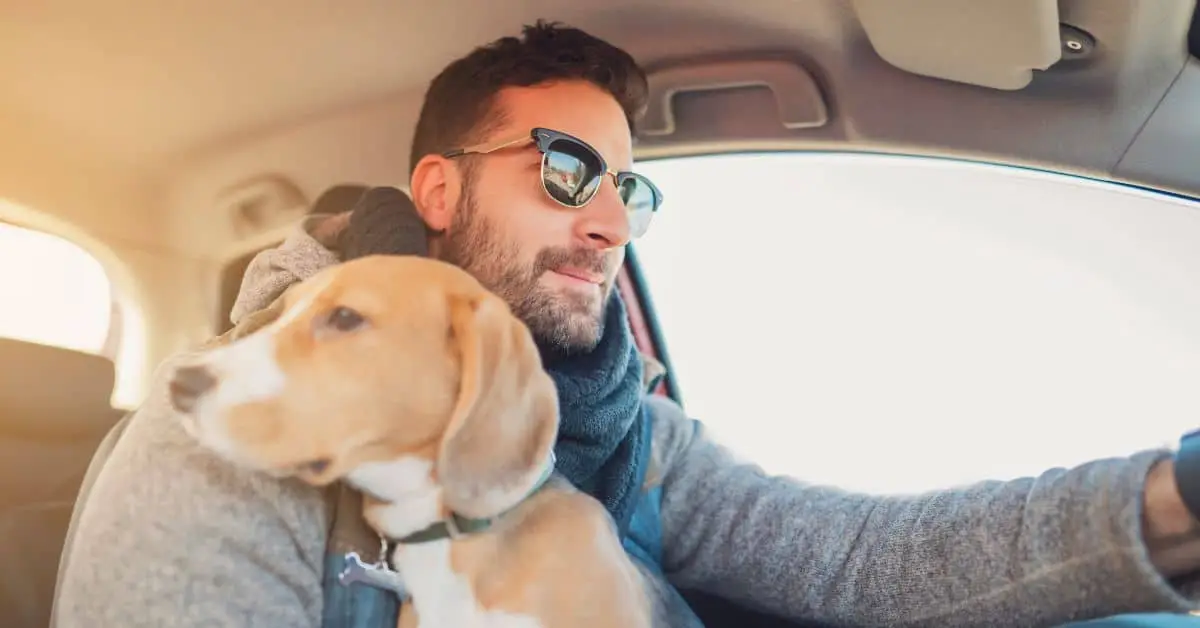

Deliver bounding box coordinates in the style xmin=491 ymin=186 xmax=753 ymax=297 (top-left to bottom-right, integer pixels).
xmin=338 ymin=551 xmax=410 ymax=600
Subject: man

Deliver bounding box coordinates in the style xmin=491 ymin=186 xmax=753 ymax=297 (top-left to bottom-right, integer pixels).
xmin=53 ymin=20 xmax=1200 ymax=628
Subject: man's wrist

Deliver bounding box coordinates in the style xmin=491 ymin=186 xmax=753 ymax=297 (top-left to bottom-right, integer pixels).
xmin=1143 ymin=457 xmax=1200 ymax=578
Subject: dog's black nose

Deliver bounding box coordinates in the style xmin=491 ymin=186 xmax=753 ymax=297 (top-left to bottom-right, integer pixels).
xmin=168 ymin=364 xmax=217 ymax=413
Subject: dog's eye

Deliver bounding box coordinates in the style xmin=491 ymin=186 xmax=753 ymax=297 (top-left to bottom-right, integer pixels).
xmin=325 ymin=306 xmax=365 ymax=333
xmin=299 ymin=458 xmax=331 ymax=475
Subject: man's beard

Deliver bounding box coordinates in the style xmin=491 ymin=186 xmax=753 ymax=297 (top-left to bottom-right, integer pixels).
xmin=437 ymin=185 xmax=612 ymax=353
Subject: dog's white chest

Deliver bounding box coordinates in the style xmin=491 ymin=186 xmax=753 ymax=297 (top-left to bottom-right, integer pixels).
xmin=392 ymin=540 xmax=543 ymax=628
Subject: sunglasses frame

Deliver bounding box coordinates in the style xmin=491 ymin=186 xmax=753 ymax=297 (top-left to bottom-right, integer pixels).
xmin=442 ymin=127 xmax=662 ymax=237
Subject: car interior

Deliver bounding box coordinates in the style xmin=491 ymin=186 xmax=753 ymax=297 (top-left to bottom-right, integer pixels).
xmin=4 ymin=0 xmax=1200 ymax=626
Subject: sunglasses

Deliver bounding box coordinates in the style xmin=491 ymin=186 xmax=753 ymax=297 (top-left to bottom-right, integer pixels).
xmin=442 ymin=128 xmax=663 ymax=238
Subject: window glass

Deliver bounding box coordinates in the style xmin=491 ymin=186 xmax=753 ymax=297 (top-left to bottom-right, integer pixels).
xmin=633 ymin=153 xmax=1200 ymax=494
xmin=0 ymin=222 xmax=114 ymax=354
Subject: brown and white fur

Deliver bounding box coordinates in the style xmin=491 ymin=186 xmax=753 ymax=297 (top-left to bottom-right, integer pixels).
xmin=166 ymin=254 xmax=653 ymax=628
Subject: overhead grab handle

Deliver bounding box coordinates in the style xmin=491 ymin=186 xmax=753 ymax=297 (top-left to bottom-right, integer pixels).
xmin=640 ymin=58 xmax=829 ymax=137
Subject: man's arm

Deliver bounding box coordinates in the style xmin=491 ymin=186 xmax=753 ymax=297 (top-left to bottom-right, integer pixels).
xmin=645 ymin=395 xmax=1200 ymax=628
xmin=53 ymin=355 xmax=332 ymax=627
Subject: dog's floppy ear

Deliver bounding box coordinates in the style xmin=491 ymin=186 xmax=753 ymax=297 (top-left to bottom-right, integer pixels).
xmin=437 ymin=292 xmax=559 ymax=519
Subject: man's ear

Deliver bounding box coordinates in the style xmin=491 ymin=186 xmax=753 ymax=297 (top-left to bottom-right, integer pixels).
xmin=436 ymin=292 xmax=559 ymax=519
xmin=409 ymin=155 xmax=459 ymax=232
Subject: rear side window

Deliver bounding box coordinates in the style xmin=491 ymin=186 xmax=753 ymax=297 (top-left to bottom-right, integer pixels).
xmin=634 ymin=152 xmax=1200 ymax=494
xmin=0 ymin=222 xmax=114 ymax=355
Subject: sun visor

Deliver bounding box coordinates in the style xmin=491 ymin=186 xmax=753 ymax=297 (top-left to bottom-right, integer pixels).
xmin=851 ymin=0 xmax=1062 ymax=90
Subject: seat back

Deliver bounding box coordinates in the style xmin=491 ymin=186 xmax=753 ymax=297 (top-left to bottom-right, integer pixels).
xmin=0 ymin=338 xmax=122 ymax=627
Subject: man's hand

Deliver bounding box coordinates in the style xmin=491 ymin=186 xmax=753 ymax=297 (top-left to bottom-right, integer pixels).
xmin=1142 ymin=459 xmax=1200 ymax=577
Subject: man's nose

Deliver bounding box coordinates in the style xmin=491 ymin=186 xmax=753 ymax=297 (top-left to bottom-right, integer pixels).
xmin=576 ymin=180 xmax=632 ymax=248
xmin=168 ymin=364 xmax=218 ymax=413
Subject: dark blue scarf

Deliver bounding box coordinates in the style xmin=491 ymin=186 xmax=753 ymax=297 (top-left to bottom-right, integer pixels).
xmin=341 ymin=187 xmax=652 ymax=532
xmin=540 ymin=292 xmax=651 ymax=533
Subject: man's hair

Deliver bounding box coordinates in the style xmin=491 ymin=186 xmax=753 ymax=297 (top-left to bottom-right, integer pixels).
xmin=408 ymin=20 xmax=649 ymax=176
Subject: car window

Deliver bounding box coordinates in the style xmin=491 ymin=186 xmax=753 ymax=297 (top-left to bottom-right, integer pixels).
xmin=633 ymin=152 xmax=1200 ymax=495
xmin=0 ymin=221 xmax=115 ymax=355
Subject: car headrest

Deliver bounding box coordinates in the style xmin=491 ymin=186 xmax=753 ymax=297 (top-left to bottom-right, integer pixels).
xmin=0 ymin=338 xmax=120 ymax=437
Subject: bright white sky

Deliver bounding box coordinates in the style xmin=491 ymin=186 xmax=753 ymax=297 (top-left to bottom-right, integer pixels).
xmin=0 ymin=222 xmax=111 ymax=353
xmin=634 ymin=153 xmax=1200 ymax=494
xmin=5 ymin=152 xmax=1200 ymax=495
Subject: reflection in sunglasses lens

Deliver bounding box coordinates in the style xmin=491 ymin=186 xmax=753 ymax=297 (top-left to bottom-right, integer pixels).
xmin=618 ymin=175 xmax=655 ymax=237
xmin=544 ymin=139 xmax=602 ymax=206
xmin=538 ymin=136 xmax=658 ymax=237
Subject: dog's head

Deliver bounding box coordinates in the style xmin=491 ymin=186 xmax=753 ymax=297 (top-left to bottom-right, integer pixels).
xmin=168 ymin=255 xmax=559 ymax=518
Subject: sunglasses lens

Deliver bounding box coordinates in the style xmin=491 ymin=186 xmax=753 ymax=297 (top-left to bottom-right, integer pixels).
xmin=542 ymin=139 xmax=604 ymax=206
xmin=538 ymin=132 xmax=661 ymax=238
xmin=617 ymin=174 xmax=659 ymax=237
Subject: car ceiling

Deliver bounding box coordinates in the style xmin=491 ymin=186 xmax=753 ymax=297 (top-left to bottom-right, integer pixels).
xmin=3 ymin=0 xmax=1199 ymax=253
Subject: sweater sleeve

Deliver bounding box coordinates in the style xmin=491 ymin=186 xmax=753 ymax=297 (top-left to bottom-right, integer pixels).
xmin=644 ymin=394 xmax=1200 ymax=627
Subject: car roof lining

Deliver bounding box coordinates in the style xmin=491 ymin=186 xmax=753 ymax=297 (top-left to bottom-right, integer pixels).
xmin=3 ymin=1 xmax=1198 ymax=259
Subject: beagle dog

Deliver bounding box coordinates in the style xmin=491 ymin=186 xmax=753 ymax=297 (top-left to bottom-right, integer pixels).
xmin=167 ymin=255 xmax=654 ymax=628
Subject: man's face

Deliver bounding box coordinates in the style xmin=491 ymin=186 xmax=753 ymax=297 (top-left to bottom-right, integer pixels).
xmin=432 ymin=81 xmax=635 ymax=353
